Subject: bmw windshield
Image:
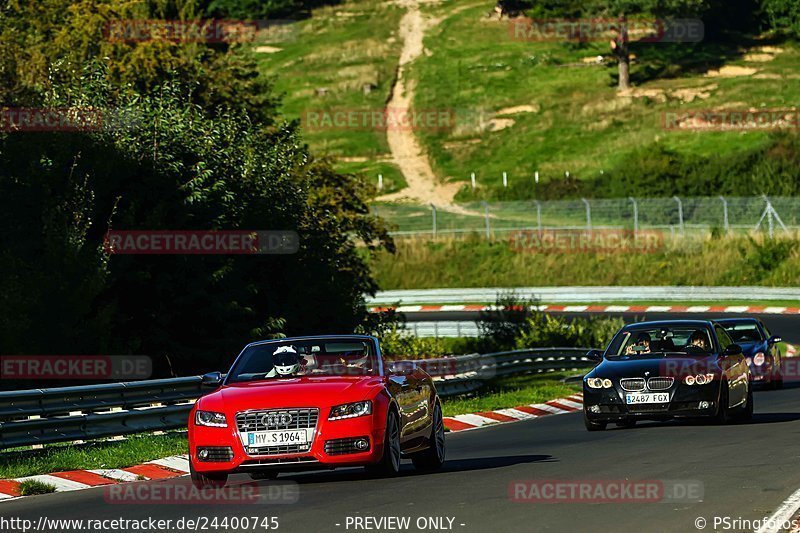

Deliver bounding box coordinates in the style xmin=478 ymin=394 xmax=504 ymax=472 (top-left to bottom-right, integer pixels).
xmin=607 ymin=327 xmax=716 ymax=358
xmin=227 ymin=339 xmax=378 ymax=382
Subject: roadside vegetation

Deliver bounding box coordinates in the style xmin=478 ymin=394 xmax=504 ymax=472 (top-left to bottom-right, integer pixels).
xmin=0 ymin=433 xmax=188 ymax=480
xmin=18 ymin=480 xmax=58 ymax=496
xmin=372 ymin=234 xmax=800 ymax=289
xmin=442 ymin=372 xmax=581 ymax=417
xmin=0 ymin=0 xmax=394 ymax=380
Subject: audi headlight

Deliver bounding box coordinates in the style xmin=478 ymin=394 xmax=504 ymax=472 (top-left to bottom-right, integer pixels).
xmin=329 ymin=401 xmax=372 ymax=420
xmin=753 ymin=352 xmax=766 ymax=366
xmin=195 ymin=410 xmax=227 ymax=427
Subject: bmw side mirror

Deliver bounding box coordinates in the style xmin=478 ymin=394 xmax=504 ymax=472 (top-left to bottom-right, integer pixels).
xmin=586 ymin=349 xmax=603 ymax=363
xmin=768 ymin=335 xmax=782 ymax=345
xmin=201 ymin=371 xmax=223 ymax=387
xmin=723 ymin=344 xmax=743 ymax=356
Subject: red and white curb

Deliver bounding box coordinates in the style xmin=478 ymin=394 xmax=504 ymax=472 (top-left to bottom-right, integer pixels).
xmin=444 ymin=393 xmax=583 ymax=432
xmin=371 ymin=304 xmax=800 ymax=315
xmin=0 ymin=455 xmax=190 ymax=502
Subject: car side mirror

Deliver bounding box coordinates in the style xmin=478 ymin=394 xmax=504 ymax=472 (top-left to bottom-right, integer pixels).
xmin=586 ymin=349 xmax=603 ymax=363
xmin=723 ymin=344 xmax=743 ymax=356
xmin=388 ymin=361 xmax=417 ymax=376
xmin=768 ymin=335 xmax=782 ymax=345
xmin=201 ymin=371 xmax=223 ymax=387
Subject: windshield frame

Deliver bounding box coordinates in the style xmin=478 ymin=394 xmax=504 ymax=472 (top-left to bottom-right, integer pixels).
xmin=605 ymin=325 xmax=719 ymax=359
xmin=223 ymin=336 xmax=383 ymax=384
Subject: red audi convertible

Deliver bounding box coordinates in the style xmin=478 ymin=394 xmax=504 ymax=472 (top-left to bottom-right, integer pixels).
xmin=188 ymin=335 xmax=445 ymax=487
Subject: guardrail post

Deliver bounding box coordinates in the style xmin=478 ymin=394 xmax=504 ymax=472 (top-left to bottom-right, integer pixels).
xmin=482 ymin=201 xmax=491 ymax=239
xmin=581 ymin=198 xmax=592 ymax=234
xmin=534 ymin=200 xmax=542 ymax=233
xmin=719 ymin=196 xmax=729 ymax=235
xmin=629 ymin=196 xmax=638 ymax=239
xmin=502 ymin=172 xmax=508 ymax=187
xmin=471 ymin=172 xmax=476 ymax=189
xmin=430 ymin=203 xmax=437 ymax=237
xmin=673 ymin=196 xmax=684 ymax=235
xmin=378 ymin=174 xmax=383 ymax=191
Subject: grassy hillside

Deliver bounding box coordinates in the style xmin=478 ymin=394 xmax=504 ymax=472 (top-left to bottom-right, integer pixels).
xmin=251 ymin=0 xmax=407 ymax=192
xmin=252 ymin=0 xmax=800 ymax=199
xmin=412 ymin=2 xmax=800 ymax=197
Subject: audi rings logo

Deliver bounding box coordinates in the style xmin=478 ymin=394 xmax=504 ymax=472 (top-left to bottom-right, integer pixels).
xmin=263 ymin=412 xmax=293 ymax=427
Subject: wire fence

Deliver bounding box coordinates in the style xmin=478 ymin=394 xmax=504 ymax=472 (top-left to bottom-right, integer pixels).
xmin=372 ymin=196 xmax=800 ymax=238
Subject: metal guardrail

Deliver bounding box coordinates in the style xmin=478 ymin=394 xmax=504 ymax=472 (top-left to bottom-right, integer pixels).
xmin=0 ymin=348 xmax=595 ymax=449
xmin=405 ymin=321 xmax=480 ymax=337
xmin=370 ymin=286 xmax=800 ymax=305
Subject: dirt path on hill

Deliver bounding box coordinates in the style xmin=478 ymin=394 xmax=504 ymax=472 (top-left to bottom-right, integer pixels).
xmin=375 ymin=0 xmax=466 ymax=211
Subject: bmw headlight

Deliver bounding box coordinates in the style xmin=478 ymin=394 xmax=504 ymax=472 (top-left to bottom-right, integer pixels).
xmin=195 ymin=410 xmax=227 ymax=428
xmin=586 ymin=378 xmax=613 ymax=389
xmin=329 ymin=401 xmax=373 ymax=420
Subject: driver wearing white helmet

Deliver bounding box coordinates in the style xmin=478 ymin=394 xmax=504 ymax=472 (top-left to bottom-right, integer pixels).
xmin=266 ymin=345 xmax=305 ymax=377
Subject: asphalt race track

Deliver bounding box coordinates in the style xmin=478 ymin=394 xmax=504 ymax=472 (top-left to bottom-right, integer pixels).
xmin=4 ymin=385 xmax=800 ymax=532
xmin=405 ymin=310 xmax=800 ymax=345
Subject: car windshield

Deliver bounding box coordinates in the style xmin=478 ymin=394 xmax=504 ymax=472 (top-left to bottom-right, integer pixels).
xmin=227 ymin=339 xmax=378 ymax=382
xmin=609 ymin=327 xmax=715 ymax=357
xmin=721 ymin=323 xmax=764 ymax=343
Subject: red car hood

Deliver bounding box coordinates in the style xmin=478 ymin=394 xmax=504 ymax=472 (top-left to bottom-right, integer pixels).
xmin=198 ymin=375 xmax=384 ymax=412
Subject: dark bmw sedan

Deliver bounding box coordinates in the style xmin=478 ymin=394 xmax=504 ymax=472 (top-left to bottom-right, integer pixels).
xmin=583 ymin=320 xmax=753 ymax=431
xmin=717 ymin=317 xmax=783 ymax=389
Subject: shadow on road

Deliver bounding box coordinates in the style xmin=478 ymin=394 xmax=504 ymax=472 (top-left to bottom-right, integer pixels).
xmin=277 ymin=454 xmax=554 ymax=484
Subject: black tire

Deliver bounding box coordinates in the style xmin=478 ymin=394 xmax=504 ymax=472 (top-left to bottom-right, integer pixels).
xmin=584 ymin=410 xmax=606 ymax=431
xmin=190 ymin=460 xmax=228 ymax=489
xmin=368 ymin=409 xmax=401 ymax=476
xmin=714 ymin=381 xmax=734 ymax=425
xmin=249 ymin=471 xmax=280 ymax=480
xmin=411 ymin=402 xmax=446 ymax=471
xmin=615 ymin=419 xmax=636 ymax=429
xmin=737 ymin=382 xmax=754 ymax=422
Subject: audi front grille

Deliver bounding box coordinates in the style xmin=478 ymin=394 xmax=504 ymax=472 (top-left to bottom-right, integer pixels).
xmin=236 ymin=408 xmax=319 ymax=456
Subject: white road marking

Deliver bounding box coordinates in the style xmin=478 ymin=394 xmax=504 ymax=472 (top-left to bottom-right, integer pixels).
xmin=755 ymin=487 xmax=800 ymax=533
xmin=88 ymin=469 xmax=140 ymax=482
xmin=531 ymin=404 xmax=567 ymax=414
xmin=494 ymin=408 xmax=537 ymax=420
xmin=148 ymin=455 xmax=190 ymax=473
xmin=552 ymin=399 xmax=583 ymax=409
xmin=724 ymin=306 xmax=750 ymax=313
xmin=451 ymin=414 xmax=500 ymax=427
